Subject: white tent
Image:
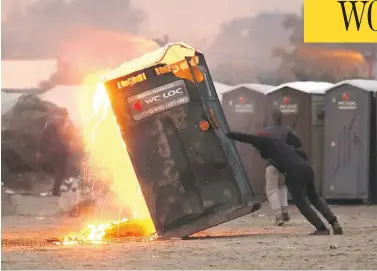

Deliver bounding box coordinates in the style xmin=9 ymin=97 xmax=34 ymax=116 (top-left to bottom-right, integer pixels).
xmin=1 ymin=59 xmax=57 ymax=90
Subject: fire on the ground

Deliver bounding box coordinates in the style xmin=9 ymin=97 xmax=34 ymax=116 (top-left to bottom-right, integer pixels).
xmin=60 ymin=74 xmax=156 ymax=244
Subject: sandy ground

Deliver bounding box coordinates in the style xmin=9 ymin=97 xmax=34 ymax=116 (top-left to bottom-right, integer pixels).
xmin=2 ymin=195 xmax=377 ymax=270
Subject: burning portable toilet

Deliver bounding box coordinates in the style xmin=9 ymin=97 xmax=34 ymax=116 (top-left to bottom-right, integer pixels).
xmin=322 ymin=80 xmax=377 ymax=204
xmin=265 ymin=81 xmax=333 ymax=193
xmin=222 ymin=84 xmax=275 ymax=199
xmin=102 ymin=43 xmax=260 ymax=239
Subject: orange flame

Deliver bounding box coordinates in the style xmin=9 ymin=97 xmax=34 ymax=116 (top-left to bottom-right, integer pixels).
xmin=64 ymin=73 xmax=155 ymax=243
xmin=85 ymin=82 xmax=151 ymax=218
xmin=297 ymin=45 xmax=366 ymax=63
xmin=60 ymin=218 xmax=156 ymax=245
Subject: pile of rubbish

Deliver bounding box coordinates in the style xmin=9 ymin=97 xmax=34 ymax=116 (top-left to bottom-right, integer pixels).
xmin=1 ymin=94 xmax=84 ymax=191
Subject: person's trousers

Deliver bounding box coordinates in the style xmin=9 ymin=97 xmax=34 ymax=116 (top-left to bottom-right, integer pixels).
xmin=285 ymin=165 xmax=338 ymax=230
xmin=265 ymin=165 xmax=288 ymax=215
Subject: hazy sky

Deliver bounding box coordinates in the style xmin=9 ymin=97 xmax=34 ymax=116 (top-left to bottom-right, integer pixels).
xmin=135 ymin=0 xmax=302 ymax=46
xmin=2 ymin=0 xmax=302 ymax=47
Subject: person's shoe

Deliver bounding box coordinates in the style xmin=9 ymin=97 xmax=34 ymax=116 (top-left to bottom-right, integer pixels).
xmin=309 ymin=228 xmax=330 ymax=235
xmin=281 ymin=206 xmax=290 ymax=221
xmin=332 ymin=221 xmax=343 ymax=235
xmin=275 ymin=214 xmax=284 ymax=226
xmin=282 ymin=212 xmax=290 ymax=222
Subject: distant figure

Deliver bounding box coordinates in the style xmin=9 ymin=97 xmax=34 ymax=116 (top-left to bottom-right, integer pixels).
xmin=37 ymin=116 xmax=70 ymax=196
xmin=263 ymin=109 xmax=302 ymax=226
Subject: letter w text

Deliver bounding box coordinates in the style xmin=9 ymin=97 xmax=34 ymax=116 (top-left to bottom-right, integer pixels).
xmin=337 ymin=0 xmax=377 ymax=31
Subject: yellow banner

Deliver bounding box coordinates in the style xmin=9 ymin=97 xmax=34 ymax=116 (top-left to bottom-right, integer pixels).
xmin=304 ymin=0 xmax=377 ymax=43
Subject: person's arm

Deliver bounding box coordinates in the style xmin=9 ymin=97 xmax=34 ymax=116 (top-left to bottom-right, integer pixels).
xmin=226 ymin=132 xmax=269 ymax=150
xmin=287 ymin=129 xmax=302 ymax=148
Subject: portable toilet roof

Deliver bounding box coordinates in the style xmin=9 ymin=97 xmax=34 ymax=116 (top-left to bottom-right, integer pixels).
xmin=326 ymin=79 xmax=377 ymax=92
xmin=226 ymin=83 xmax=274 ymax=94
xmin=266 ymin=81 xmax=334 ymax=95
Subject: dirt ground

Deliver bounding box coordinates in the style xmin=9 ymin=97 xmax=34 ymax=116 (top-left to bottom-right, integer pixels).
xmin=1 ymin=196 xmax=377 ymax=270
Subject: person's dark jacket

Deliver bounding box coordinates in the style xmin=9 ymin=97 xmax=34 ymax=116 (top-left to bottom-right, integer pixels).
xmin=227 ymin=131 xmax=308 ymax=175
xmin=263 ymin=124 xmax=302 ymax=166
xmin=263 ymin=124 xmax=302 ymax=148
xmin=295 ymin=148 xmax=308 ymax=161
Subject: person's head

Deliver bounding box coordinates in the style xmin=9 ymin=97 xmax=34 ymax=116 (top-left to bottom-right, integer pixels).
xmin=271 ymin=109 xmax=283 ymax=125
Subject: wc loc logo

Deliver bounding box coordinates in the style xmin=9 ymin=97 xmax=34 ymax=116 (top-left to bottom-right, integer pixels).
xmin=276 ymin=96 xmax=298 ymax=114
xmin=304 ymin=0 xmax=377 ymax=43
xmin=143 ymin=88 xmax=184 ymax=105
xmin=233 ymin=96 xmax=254 ymax=113
xmin=127 ymin=80 xmax=190 ymax=121
xmin=337 ymin=92 xmax=357 ymax=110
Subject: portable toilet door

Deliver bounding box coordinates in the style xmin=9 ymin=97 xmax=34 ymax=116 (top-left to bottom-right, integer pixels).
xmin=222 ymin=84 xmax=274 ymax=199
xmin=322 ymin=80 xmax=377 ymax=203
xmin=103 ymin=43 xmax=260 ymax=239
xmin=265 ymin=82 xmax=332 ymax=193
